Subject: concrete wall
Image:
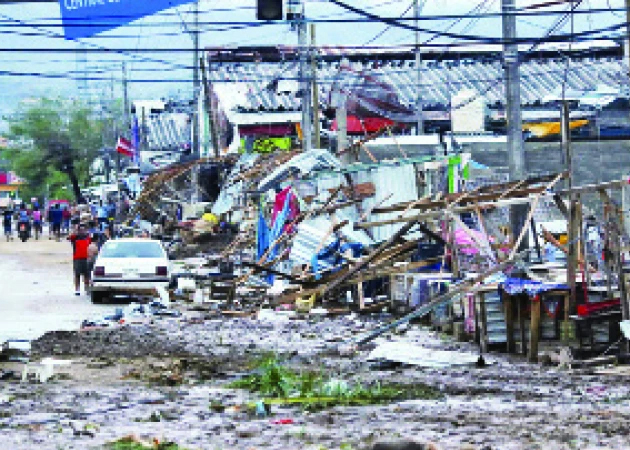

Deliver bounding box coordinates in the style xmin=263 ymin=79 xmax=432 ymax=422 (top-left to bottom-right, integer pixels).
xmin=464 ymin=140 xmax=630 ymax=187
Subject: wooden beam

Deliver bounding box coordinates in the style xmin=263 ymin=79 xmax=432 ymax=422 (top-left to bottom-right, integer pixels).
xmin=553 ymin=193 xmax=569 ymax=219
xmin=556 ymin=179 xmax=629 ymax=196
xmin=357 ymin=194 xmax=543 ymax=229
xmin=528 ymin=296 xmax=541 ymax=363
xmin=505 ymin=294 xmax=515 ymax=354
xmin=371 ymin=173 xmax=566 ymax=215
xmin=372 ymin=184 xmax=548 ymax=215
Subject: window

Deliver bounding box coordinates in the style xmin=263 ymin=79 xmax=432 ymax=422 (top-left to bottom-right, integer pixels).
xmin=100 ymin=241 xmax=164 ymax=259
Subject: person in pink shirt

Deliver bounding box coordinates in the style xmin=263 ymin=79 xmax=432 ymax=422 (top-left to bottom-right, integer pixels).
xmin=32 ymin=206 xmax=42 ymax=240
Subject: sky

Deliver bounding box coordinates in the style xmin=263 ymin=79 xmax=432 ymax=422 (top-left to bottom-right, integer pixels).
xmin=0 ymin=0 xmax=627 ymax=132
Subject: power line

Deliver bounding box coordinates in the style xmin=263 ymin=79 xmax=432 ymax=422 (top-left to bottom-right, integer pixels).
xmin=0 ymin=7 xmax=625 ymax=26
xmin=326 ymin=0 xmax=626 ymax=44
xmin=1 ymin=56 xmax=626 ymax=85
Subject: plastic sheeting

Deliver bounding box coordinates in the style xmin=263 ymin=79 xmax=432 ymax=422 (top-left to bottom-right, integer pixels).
xmin=501 ymin=278 xmax=568 ymax=296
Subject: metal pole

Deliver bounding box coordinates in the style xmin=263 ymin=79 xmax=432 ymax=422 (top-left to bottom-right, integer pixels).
xmin=414 ymin=0 xmax=423 ymax=135
xmin=200 ymin=55 xmax=220 ymax=159
xmin=501 ymin=0 xmax=527 ymax=251
xmin=562 ymin=100 xmax=579 ymax=323
xmin=191 ymin=0 xmax=200 ymax=204
xmin=310 ymin=23 xmax=320 ymax=149
xmin=561 ymin=102 xmax=572 ymax=190
xmin=297 ymin=0 xmax=312 ymax=152
xmin=626 ymin=0 xmax=630 ymax=99
xmin=120 ymin=62 xmax=129 ymax=219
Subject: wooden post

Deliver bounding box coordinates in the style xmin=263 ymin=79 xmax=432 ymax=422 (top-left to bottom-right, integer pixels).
xmin=505 ymin=293 xmax=516 ymax=354
xmin=519 ymin=296 xmax=527 ymax=355
xmin=480 ymin=292 xmax=489 ymax=354
xmin=528 ymin=295 xmax=541 ymax=363
xmin=567 ymin=195 xmax=579 ymax=315
xmin=474 ymin=293 xmax=481 ymax=345
xmin=358 ymin=274 xmax=365 ymax=310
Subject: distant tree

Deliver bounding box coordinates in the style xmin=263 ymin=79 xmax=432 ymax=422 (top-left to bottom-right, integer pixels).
xmin=2 ymin=98 xmax=113 ymax=203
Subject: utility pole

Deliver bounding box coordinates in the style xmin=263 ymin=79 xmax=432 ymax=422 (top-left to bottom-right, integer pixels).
xmin=191 ymin=0 xmax=200 ymax=204
xmin=626 ymin=0 xmax=630 ymax=99
xmin=562 ymin=101 xmax=579 ymax=323
xmin=623 ymin=0 xmax=630 ymax=352
xmin=200 ymin=55 xmax=220 ymax=159
xmin=414 ymin=0 xmax=423 ymax=135
xmin=120 ymin=62 xmax=129 ymax=218
xmin=310 ymin=23 xmax=320 ymax=149
xmin=291 ymin=0 xmax=312 ymax=152
xmin=501 ymin=0 xmax=527 ymax=250
xmin=336 ymin=58 xmax=350 ymax=162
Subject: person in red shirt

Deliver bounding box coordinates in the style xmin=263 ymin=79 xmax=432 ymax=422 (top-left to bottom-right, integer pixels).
xmin=68 ymin=224 xmax=92 ymax=296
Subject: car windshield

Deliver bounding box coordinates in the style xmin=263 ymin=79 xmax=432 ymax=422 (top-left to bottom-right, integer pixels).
xmin=100 ymin=241 xmax=164 ymax=259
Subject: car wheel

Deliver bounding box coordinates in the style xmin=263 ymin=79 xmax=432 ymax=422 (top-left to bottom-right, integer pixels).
xmin=91 ymin=291 xmax=107 ymax=304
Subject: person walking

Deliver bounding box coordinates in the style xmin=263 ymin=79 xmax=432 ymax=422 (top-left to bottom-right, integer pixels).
xmin=2 ymin=205 xmax=13 ymax=241
xmin=96 ymin=200 xmax=109 ymax=233
xmin=62 ymin=206 xmax=72 ymax=236
xmin=68 ymin=223 xmax=92 ymax=296
xmin=87 ymin=233 xmax=100 ymax=276
xmin=32 ymin=206 xmax=42 ymax=240
xmin=50 ymin=203 xmax=63 ymax=241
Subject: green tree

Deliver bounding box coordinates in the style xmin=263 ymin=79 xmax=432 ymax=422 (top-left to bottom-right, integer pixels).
xmin=2 ymin=97 xmax=114 ymax=203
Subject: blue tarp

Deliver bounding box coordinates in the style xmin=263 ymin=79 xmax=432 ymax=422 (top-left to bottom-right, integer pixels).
xmin=263 ymin=191 xmax=292 ymax=284
xmin=256 ymin=209 xmax=270 ymax=261
xmin=311 ymin=241 xmax=363 ymax=280
xmin=501 ymin=277 xmax=568 ymax=296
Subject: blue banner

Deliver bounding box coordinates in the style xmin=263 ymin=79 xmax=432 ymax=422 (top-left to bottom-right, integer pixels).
xmin=59 ymin=0 xmax=195 ymax=39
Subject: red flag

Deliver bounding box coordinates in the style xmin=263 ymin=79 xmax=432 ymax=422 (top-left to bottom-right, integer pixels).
xmin=116 ymin=136 xmax=135 ymax=158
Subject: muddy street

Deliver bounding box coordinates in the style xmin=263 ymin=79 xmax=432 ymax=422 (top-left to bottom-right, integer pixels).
xmin=3 ymin=292 xmax=630 ymax=449
xmin=0 ymin=235 xmax=110 ymax=343
xmin=2 ymin=220 xmax=630 ymax=449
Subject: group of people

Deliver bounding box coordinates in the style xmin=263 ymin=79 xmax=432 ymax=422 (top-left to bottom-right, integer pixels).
xmin=2 ymin=202 xmax=44 ymax=241
xmin=0 ymin=198 xmax=118 ymax=242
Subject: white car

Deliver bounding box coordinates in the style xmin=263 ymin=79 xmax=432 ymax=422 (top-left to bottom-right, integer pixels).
xmin=90 ymin=238 xmax=171 ymax=304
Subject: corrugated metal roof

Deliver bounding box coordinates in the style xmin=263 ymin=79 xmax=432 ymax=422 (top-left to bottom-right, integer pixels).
xmin=210 ymin=54 xmax=629 ymax=113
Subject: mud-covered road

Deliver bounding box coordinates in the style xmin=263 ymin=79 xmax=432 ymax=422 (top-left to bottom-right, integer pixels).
xmin=3 ymin=235 xmax=630 ymax=449
xmin=0 ymin=234 xmax=111 ymax=343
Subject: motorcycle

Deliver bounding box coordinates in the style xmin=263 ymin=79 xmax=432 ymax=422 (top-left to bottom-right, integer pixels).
xmin=18 ymin=221 xmax=29 ymax=242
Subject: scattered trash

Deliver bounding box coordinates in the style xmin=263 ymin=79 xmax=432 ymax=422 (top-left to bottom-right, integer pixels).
xmin=367 ymin=341 xmax=485 ymax=368
xmin=271 ymin=418 xmax=294 ymax=425
xmin=80 ymin=301 xmax=180 ymax=330
xmin=254 ymin=400 xmax=270 ymax=417
xmin=21 ymin=357 xmax=73 ymax=383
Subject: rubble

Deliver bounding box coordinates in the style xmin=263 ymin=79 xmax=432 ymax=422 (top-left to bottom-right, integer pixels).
xmin=5 ymin=136 xmax=630 ymax=449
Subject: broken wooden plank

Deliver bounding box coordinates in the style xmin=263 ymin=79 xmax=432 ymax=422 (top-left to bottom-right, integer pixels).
xmin=240 ymin=261 xmax=309 ymax=285
xmin=321 ymin=220 xmax=420 ymax=295
xmin=371 ymin=173 xmax=566 ymax=215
